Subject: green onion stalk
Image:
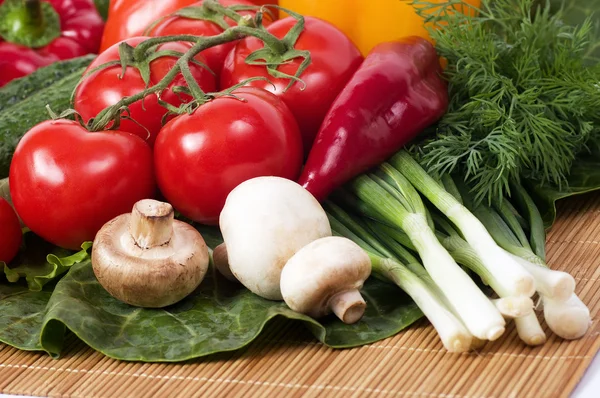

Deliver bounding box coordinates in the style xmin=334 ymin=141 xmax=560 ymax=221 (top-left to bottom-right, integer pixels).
xmin=380 ymin=152 xmax=553 ymax=345
xmin=339 ymin=162 xmax=506 ymax=341
xmin=324 ymin=202 xmax=473 ymax=352
xmin=455 ymin=180 xmax=591 ymax=341
xmin=365 ymin=214 xmax=536 ymax=332
xmin=389 ymin=151 xmax=536 ymax=298
xmin=425 ymin=177 xmax=546 ymax=345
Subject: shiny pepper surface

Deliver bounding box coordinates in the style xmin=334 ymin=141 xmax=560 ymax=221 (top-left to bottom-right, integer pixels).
xmin=298 ymin=37 xmax=449 ymax=202
xmin=0 ymin=0 xmax=105 ymax=87
xmin=278 ymin=0 xmax=481 ymax=55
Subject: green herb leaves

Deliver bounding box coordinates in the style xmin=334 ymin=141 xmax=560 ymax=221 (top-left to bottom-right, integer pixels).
xmin=412 ymin=0 xmax=600 ymax=205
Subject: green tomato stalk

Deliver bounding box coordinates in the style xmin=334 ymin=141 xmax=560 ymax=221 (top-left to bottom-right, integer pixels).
xmin=75 ymin=0 xmax=311 ymax=132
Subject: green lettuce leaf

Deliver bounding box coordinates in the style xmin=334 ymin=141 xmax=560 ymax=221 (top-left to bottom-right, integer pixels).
xmin=0 ymin=282 xmax=57 ymax=352
xmin=3 ymin=233 xmax=91 ymax=291
xmin=32 ymin=260 xmax=421 ymax=361
xmin=531 ymin=154 xmax=600 ymax=228
xmin=0 ymin=226 xmax=422 ymax=361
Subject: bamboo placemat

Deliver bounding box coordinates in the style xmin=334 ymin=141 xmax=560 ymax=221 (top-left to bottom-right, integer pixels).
xmin=0 ymin=193 xmax=599 ymax=398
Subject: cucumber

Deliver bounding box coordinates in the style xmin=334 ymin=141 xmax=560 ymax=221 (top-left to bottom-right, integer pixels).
xmin=0 ymin=55 xmax=95 ymax=112
xmin=0 ymin=55 xmax=95 ymax=178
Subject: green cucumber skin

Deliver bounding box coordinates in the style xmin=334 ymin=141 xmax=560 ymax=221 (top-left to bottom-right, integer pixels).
xmin=0 ymin=55 xmax=95 ymax=178
xmin=0 ymin=55 xmax=94 ymax=113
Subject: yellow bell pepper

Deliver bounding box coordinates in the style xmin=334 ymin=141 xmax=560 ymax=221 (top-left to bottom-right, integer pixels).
xmin=278 ymin=0 xmax=481 ymax=56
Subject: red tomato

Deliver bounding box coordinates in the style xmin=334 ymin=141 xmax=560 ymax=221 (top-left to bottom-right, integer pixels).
xmin=154 ymin=87 xmax=303 ymax=225
xmin=220 ymin=16 xmax=363 ymax=155
xmin=0 ymin=197 xmax=21 ymax=264
xmin=148 ymin=0 xmax=271 ymax=81
xmin=9 ymin=120 xmax=156 ymax=250
xmin=99 ymin=0 xmax=198 ymax=52
xmin=74 ymin=36 xmax=216 ymax=147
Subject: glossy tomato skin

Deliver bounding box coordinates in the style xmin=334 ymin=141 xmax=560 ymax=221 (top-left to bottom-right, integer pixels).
xmin=9 ymin=120 xmax=156 ymax=250
xmin=0 ymin=197 xmax=22 ymax=264
xmin=154 ymin=87 xmax=303 ymax=225
xmin=149 ymin=0 xmax=270 ymax=81
xmin=99 ymin=0 xmax=198 ymax=52
xmin=220 ymin=16 xmax=363 ymax=155
xmin=74 ymin=36 xmax=216 ymax=147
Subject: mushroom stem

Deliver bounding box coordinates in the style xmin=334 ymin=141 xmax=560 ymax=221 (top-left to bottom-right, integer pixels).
xmin=213 ymin=243 xmax=238 ymax=283
xmin=129 ymin=199 xmax=174 ymax=249
xmin=329 ymin=289 xmax=366 ymax=324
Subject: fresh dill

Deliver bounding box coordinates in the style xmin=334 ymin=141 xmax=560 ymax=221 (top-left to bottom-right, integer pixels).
xmin=410 ymin=0 xmax=600 ymax=204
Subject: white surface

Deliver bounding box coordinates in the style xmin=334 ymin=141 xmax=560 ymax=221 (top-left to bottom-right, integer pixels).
xmin=572 ymin=349 xmax=600 ymax=397
xmin=0 ymin=351 xmax=598 ymax=397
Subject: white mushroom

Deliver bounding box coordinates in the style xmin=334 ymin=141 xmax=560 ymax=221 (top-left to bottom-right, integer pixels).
xmin=280 ymin=236 xmax=372 ymax=324
xmin=212 ymin=243 xmax=238 ymax=283
xmin=92 ymin=199 xmax=210 ymax=308
xmin=219 ymin=176 xmax=332 ymax=300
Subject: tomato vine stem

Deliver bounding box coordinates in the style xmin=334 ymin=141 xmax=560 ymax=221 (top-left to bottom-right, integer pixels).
xmin=87 ymin=0 xmax=309 ymax=132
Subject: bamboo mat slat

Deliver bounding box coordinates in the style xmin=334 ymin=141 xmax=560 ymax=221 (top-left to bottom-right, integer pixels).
xmin=1 ymin=194 xmax=600 ymax=398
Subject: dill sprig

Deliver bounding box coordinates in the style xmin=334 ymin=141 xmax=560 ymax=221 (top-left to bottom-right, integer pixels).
xmin=410 ymin=0 xmax=600 ymax=205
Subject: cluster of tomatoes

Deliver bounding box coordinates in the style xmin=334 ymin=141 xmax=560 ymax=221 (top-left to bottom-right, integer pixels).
xmin=1 ymin=1 xmax=363 ymax=258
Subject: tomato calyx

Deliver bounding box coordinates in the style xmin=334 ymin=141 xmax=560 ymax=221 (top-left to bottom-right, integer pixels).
xmin=158 ymin=75 xmax=273 ymax=120
xmin=45 ymin=103 xmax=149 ymax=139
xmin=70 ymin=0 xmax=311 ymax=134
xmin=243 ymin=6 xmax=311 ymax=92
xmin=145 ymin=1 xmax=272 ymax=34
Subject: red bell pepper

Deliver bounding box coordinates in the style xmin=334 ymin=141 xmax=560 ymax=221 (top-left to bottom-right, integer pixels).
xmin=0 ymin=0 xmax=104 ymax=87
xmin=298 ymin=37 xmax=449 ymax=202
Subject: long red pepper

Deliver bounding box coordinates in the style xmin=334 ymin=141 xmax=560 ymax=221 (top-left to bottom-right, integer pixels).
xmin=297 ymin=37 xmax=449 ymax=202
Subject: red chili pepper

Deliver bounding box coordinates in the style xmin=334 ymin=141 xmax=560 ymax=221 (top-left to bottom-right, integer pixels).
xmin=297 ymin=37 xmax=449 ymax=202
xmin=0 ymin=0 xmax=104 ymax=87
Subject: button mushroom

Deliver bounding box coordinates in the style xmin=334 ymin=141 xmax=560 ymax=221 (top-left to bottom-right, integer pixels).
xmin=280 ymin=236 xmax=372 ymax=324
xmin=91 ymin=199 xmax=210 ymax=308
xmin=219 ymin=176 xmax=332 ymax=300
xmin=212 ymin=243 xmax=238 ymax=283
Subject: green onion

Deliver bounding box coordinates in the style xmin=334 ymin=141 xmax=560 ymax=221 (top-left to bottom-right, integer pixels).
xmin=514 ymin=313 xmax=547 ymax=346
xmin=542 ymin=294 xmax=591 ymax=340
xmin=454 ymin=178 xmax=591 ymax=341
xmin=389 ymin=151 xmax=536 ymax=298
xmin=491 ymin=297 xmax=534 ymax=319
xmin=326 ymin=207 xmax=473 ymax=352
xmin=346 ymin=171 xmax=506 ymax=341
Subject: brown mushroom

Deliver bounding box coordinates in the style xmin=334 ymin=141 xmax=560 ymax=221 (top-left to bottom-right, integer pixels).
xmin=91 ymin=199 xmax=209 ymax=308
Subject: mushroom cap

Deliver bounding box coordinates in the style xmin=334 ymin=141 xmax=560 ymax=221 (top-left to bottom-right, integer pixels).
xmin=280 ymin=236 xmax=372 ymax=318
xmin=91 ymin=213 xmax=210 ymax=308
xmin=219 ymin=176 xmax=331 ymax=300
